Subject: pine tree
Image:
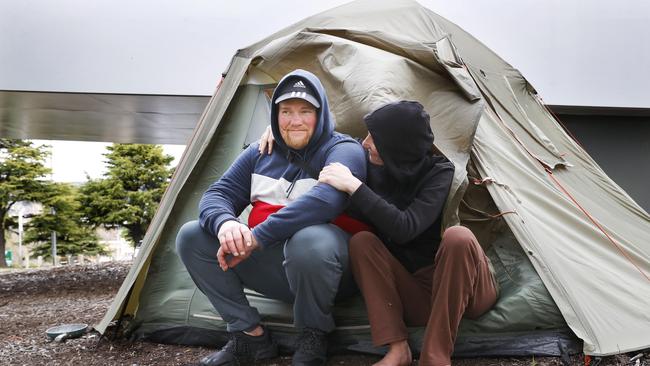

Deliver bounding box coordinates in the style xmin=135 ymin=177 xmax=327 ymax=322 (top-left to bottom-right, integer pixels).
xmin=80 ymin=144 xmax=174 ymax=247
xmin=26 ymin=183 xmax=105 ymax=258
xmin=0 ymin=139 xmax=52 ymax=267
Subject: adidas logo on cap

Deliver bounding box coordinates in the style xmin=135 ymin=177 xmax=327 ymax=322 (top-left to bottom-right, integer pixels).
xmin=293 ymin=81 xmax=306 ymax=88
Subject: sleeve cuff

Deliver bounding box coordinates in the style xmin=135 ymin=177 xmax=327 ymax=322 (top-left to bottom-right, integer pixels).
xmin=350 ymin=183 xmax=377 ymax=212
xmin=251 ymin=227 xmax=270 ymax=249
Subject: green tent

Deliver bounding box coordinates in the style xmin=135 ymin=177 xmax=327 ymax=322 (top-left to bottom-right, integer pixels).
xmin=97 ymin=0 xmax=650 ymax=357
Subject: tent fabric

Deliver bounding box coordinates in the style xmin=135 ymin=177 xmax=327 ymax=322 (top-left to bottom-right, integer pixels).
xmin=129 ymin=211 xmax=578 ymax=357
xmin=97 ymin=0 xmax=650 ymax=357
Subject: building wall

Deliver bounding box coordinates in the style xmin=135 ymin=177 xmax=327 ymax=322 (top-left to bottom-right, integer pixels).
xmin=556 ymin=111 xmax=650 ymax=213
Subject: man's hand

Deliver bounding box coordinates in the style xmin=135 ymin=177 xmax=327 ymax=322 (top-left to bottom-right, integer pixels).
xmin=318 ymin=162 xmax=362 ymax=195
xmin=216 ymin=220 xmax=259 ymax=271
xmin=216 ymin=246 xmax=245 ymax=271
xmin=258 ymin=125 xmax=274 ymax=155
xmin=218 ymin=220 xmax=254 ymax=256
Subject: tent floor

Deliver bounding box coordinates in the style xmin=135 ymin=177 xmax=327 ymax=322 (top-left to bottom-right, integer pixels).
xmin=133 ymin=325 xmax=581 ymax=358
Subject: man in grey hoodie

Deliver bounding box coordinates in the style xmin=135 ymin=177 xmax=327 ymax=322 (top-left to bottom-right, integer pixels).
xmin=176 ymin=69 xmax=367 ymax=366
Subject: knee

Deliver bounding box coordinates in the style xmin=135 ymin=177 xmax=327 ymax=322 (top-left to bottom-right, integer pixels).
xmin=440 ymin=226 xmax=476 ymax=254
xmin=176 ymin=220 xmax=213 ymax=260
xmin=349 ymin=231 xmax=382 ymax=259
xmin=284 ymin=225 xmax=347 ymax=270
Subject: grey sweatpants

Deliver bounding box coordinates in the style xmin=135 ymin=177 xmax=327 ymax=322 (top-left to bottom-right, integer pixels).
xmin=176 ymin=220 xmax=357 ymax=333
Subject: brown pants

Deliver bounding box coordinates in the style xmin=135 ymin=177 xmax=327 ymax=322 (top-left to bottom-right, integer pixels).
xmin=349 ymin=226 xmax=498 ymax=366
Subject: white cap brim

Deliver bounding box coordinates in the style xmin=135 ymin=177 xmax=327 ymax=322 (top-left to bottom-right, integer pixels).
xmin=274 ymin=92 xmax=320 ymax=108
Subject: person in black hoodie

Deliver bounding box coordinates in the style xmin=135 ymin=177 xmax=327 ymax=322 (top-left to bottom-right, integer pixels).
xmin=260 ymin=100 xmax=498 ymax=366
xmin=316 ymin=100 xmax=498 ymax=366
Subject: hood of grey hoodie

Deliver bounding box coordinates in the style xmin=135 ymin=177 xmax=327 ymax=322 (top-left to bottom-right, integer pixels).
xmin=270 ymin=69 xmax=334 ymax=159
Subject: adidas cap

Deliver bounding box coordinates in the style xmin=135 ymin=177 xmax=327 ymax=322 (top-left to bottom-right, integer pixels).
xmin=274 ymin=79 xmax=321 ymax=108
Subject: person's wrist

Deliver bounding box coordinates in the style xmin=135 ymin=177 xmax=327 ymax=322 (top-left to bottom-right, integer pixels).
xmin=217 ymin=219 xmax=238 ymax=235
xmin=347 ymin=178 xmax=362 ymax=195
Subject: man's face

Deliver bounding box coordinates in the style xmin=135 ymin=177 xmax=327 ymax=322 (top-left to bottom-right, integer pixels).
xmin=362 ymin=133 xmax=384 ymax=166
xmin=278 ymin=99 xmax=318 ymax=150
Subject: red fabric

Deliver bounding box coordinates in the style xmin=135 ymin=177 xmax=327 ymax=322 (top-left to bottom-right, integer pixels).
xmin=249 ymin=201 xmax=372 ymax=235
xmin=248 ymin=202 xmax=284 ymax=229
xmin=331 ymin=213 xmax=373 ymax=235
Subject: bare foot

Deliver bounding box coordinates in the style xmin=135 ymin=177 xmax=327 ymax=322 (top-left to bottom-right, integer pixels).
xmin=373 ymin=340 xmax=412 ymax=366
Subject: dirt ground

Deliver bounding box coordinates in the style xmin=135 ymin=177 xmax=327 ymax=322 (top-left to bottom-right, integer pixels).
xmin=0 ymin=262 xmax=642 ymax=366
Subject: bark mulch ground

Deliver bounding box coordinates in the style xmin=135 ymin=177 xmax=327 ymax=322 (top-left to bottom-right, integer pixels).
xmin=0 ymin=262 xmax=643 ymax=365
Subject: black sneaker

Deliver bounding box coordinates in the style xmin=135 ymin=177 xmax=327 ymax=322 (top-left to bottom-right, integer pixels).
xmin=200 ymin=328 xmax=278 ymax=366
xmin=291 ymin=328 xmax=328 ymax=366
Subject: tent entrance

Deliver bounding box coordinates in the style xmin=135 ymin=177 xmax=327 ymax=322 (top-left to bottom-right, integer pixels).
xmin=126 ymin=92 xmax=580 ymax=355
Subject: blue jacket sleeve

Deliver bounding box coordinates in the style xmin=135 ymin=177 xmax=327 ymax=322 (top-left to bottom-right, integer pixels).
xmin=198 ymin=145 xmax=257 ymax=237
xmin=251 ymin=140 xmax=366 ymax=247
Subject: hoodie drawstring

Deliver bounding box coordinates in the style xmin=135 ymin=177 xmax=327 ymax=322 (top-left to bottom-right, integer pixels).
xmin=285 ymin=150 xmax=303 ymax=198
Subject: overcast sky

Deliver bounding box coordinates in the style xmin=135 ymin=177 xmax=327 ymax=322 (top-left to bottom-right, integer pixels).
xmin=2 ymin=0 xmax=649 ymax=181
xmin=31 ymin=140 xmax=186 ymax=182
xmin=2 ymin=0 xmax=649 ymax=107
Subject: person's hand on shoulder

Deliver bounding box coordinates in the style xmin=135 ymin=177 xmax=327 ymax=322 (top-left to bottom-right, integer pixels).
xmin=318 ymin=162 xmax=362 ymax=195
xmin=258 ymin=126 xmax=274 ymax=155
xmin=216 ymin=220 xmax=259 ymax=271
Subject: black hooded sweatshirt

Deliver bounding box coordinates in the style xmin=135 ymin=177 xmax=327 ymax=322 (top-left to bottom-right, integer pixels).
xmin=349 ymin=101 xmax=455 ymax=273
